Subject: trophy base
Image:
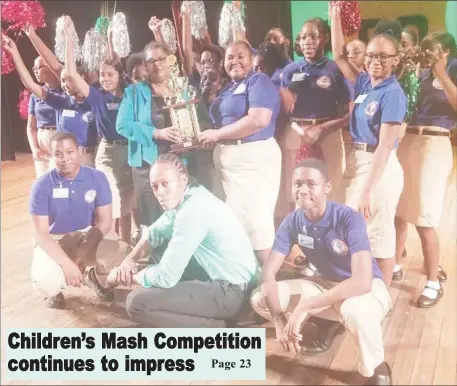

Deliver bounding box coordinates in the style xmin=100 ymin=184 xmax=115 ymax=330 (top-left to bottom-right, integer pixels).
xmin=169 ymin=140 xmax=203 ymax=153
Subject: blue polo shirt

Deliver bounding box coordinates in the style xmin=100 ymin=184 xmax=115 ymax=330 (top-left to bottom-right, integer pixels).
xmin=209 ymin=71 xmax=280 ymax=142
xmin=29 ymin=166 xmax=112 ymax=235
xmin=28 ymin=87 xmax=61 ymax=128
xmin=86 ymin=87 xmax=126 ymax=142
xmin=270 ymin=59 xmax=293 ymax=89
xmin=281 ymin=57 xmax=350 ymax=119
xmin=45 ymin=91 xmax=98 ymax=148
xmin=273 ymin=202 xmax=383 ymax=282
xmin=411 ymin=56 xmax=457 ymax=130
xmin=351 ymin=72 xmax=407 ymax=147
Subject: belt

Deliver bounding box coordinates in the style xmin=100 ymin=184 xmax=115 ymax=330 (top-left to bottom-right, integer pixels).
xmin=352 ymin=142 xmax=377 ymax=153
xmin=38 ymin=126 xmax=57 ymax=130
xmin=101 ymin=138 xmax=128 ymax=146
xmin=406 ymin=127 xmax=450 ymax=137
xmin=81 ymin=146 xmax=96 ymax=154
xmin=290 ymin=117 xmax=330 ymax=125
xmin=219 ymin=138 xmax=267 ymax=146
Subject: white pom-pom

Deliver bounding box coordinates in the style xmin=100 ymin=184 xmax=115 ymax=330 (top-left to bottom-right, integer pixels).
xmin=82 ymin=28 xmax=107 ymax=72
xmin=111 ymin=12 xmax=131 ymax=58
xmin=55 ymin=15 xmax=83 ymax=63
xmin=218 ymin=3 xmax=245 ymax=48
xmin=160 ymin=19 xmax=177 ymax=54
xmin=181 ymin=1 xmax=208 ymax=40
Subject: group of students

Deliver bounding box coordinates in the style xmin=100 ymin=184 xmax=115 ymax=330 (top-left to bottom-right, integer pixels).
xmin=2 ymin=2 xmax=456 ymax=384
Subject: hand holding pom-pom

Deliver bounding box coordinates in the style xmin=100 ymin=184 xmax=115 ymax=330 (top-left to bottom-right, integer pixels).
xmin=329 ymin=1 xmax=361 ymax=36
xmin=148 ymin=16 xmax=162 ymax=33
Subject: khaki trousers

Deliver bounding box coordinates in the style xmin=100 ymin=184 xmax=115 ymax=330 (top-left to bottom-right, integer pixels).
xmin=250 ymin=277 xmax=392 ymax=378
xmin=34 ymin=129 xmax=55 ymax=178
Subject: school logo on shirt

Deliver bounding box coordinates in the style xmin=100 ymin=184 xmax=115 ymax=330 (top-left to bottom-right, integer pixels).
xmin=82 ymin=111 xmax=94 ymax=123
xmin=432 ymin=78 xmax=444 ymax=90
xmin=84 ymin=189 xmax=97 ymax=204
xmin=316 ymin=76 xmax=331 ymax=89
xmin=332 ymin=239 xmax=349 ymax=256
xmin=364 ymin=101 xmax=379 ymax=116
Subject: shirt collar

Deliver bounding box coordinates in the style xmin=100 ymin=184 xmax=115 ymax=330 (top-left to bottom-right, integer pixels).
xmin=302 ymin=201 xmax=334 ymax=229
xmin=371 ymin=74 xmax=397 ymax=90
xmin=301 ymin=56 xmax=328 ymax=70
xmin=51 ymin=166 xmax=85 ymax=185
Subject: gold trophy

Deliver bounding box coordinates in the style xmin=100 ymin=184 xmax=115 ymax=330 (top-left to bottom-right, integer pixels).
xmin=163 ymin=55 xmax=206 ymax=153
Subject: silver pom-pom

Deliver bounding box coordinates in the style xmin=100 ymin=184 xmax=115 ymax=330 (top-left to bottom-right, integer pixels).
xmin=83 ymin=29 xmax=107 ymax=72
xmin=111 ymin=12 xmax=131 ymax=58
xmin=181 ymin=1 xmax=208 ymax=40
xmin=160 ymin=19 xmax=177 ymax=54
xmin=55 ymin=15 xmax=83 ymax=63
xmin=218 ymin=3 xmax=246 ymax=48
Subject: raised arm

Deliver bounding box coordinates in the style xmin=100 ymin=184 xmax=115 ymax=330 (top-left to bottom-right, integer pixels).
xmin=232 ymin=0 xmax=250 ymax=45
xmin=149 ymin=16 xmax=165 ymax=44
xmin=181 ymin=9 xmax=194 ymax=76
xmin=2 ymin=35 xmax=47 ymax=99
xmin=431 ymin=50 xmax=457 ymax=112
xmin=106 ymin=23 xmax=117 ymax=61
xmin=63 ymin=16 xmax=90 ymax=98
xmin=23 ymin=24 xmax=63 ymax=79
xmin=329 ymin=3 xmax=361 ymax=85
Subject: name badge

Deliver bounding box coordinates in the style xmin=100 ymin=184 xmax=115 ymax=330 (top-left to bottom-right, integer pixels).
xmin=62 ymin=109 xmax=76 ymax=118
xmin=298 ymin=234 xmax=314 ymax=249
xmin=354 ymin=94 xmax=367 ymax=104
xmin=53 ymin=188 xmax=69 ymax=199
xmin=233 ymin=83 xmax=246 ymax=95
xmin=291 ymin=73 xmax=306 ymax=82
xmin=107 ymin=103 xmax=120 ymax=110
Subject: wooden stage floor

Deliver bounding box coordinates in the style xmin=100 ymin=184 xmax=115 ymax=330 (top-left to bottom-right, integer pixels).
xmin=1 ymin=152 xmax=456 ymax=385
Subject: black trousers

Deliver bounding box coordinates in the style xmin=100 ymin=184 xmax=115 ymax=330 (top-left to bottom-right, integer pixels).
xmin=132 ymin=162 xmax=162 ymax=226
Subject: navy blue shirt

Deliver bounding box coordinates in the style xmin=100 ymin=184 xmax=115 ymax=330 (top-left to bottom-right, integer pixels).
xmin=210 ymin=71 xmax=280 ymax=142
xmin=28 ymin=86 xmax=62 ymax=128
xmin=351 ymin=73 xmax=407 ymax=147
xmin=281 ymin=57 xmax=350 ymax=119
xmin=273 ymin=202 xmax=383 ymax=282
xmin=86 ymin=87 xmax=126 ymax=142
xmin=45 ymin=91 xmax=98 ymax=148
xmin=29 ymin=166 xmax=112 ymax=235
xmin=411 ymin=56 xmax=457 ymax=130
xmin=270 ymin=59 xmax=293 ymax=89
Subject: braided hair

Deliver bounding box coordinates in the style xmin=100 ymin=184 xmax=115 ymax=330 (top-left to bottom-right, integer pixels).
xmin=152 ymin=153 xmax=199 ymax=187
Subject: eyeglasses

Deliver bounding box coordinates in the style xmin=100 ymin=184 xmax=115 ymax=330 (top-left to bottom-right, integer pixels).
xmin=364 ymin=53 xmax=397 ymax=64
xmin=33 ymin=65 xmax=47 ymax=71
xmin=146 ymin=57 xmax=167 ymax=66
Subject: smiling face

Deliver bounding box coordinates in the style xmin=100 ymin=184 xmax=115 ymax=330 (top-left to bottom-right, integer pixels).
xmin=364 ymin=36 xmax=399 ymax=81
xmin=145 ymin=46 xmax=170 ymax=84
xmin=292 ymin=167 xmax=331 ymax=210
xmin=346 ymin=40 xmax=366 ymax=70
xmin=224 ymin=43 xmax=253 ymax=81
xmin=33 ymin=57 xmax=55 ymax=84
xmin=298 ymin=22 xmax=327 ymax=62
xmin=100 ymin=63 xmax=120 ymax=93
xmin=60 ymin=68 xmax=77 ymax=96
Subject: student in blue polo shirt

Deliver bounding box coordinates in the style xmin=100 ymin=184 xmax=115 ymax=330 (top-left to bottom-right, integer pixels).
xmin=61 ymin=16 xmax=135 ymax=244
xmin=253 ymin=42 xmax=291 ymax=89
xmin=278 ymin=17 xmax=351 ymax=218
xmin=2 ymin=34 xmax=98 ymax=168
xmin=198 ymin=40 xmax=282 ymax=265
xmin=26 ymin=56 xmax=61 ymax=177
xmin=394 ymin=32 xmax=457 ymax=307
xmin=329 ymin=4 xmax=406 ymax=285
xmin=251 ymin=158 xmax=392 ymax=385
xmin=29 ymin=132 xmax=130 ymax=309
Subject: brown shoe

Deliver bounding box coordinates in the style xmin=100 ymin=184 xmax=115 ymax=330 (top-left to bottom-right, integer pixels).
xmin=438 ymin=265 xmax=447 ymax=283
xmin=392 ymin=269 xmax=403 ymax=281
xmin=364 ymin=362 xmax=392 ymax=385
xmin=416 ymin=284 xmax=444 ymax=308
xmin=44 ymin=292 xmax=66 ymax=309
xmin=301 ymin=319 xmax=345 ymax=356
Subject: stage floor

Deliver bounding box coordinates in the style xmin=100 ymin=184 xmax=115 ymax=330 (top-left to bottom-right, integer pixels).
xmin=1 ymin=153 xmax=456 ymax=385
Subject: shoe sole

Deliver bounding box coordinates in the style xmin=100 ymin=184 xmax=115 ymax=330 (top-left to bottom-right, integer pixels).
xmin=416 ymin=293 xmax=444 ymax=308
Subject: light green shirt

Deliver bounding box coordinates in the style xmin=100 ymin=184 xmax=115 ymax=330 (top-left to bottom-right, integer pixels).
xmin=137 ymin=185 xmax=259 ymax=288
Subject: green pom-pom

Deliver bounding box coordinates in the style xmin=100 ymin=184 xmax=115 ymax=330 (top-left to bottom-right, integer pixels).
xmin=400 ymin=69 xmax=420 ymax=123
xmin=95 ymin=15 xmax=110 ymax=36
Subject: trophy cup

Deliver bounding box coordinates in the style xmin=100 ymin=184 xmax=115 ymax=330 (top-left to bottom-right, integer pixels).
xmin=163 ymin=55 xmax=207 ymax=153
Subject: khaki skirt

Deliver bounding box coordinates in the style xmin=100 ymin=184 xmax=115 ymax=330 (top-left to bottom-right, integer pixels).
xmin=335 ymin=150 xmax=404 ymax=259
xmin=396 ymin=126 xmax=453 ymax=228
xmin=213 ymin=137 xmax=282 ymax=251
xmin=95 ymin=140 xmax=135 ymax=219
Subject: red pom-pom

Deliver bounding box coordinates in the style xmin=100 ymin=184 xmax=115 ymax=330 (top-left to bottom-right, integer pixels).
xmin=1 ymin=28 xmax=15 ymax=74
xmin=1 ymin=0 xmax=46 ymax=33
xmin=331 ymin=0 xmax=361 ymax=36
xmin=294 ymin=145 xmax=324 ymax=165
xmin=18 ymin=89 xmax=31 ymax=120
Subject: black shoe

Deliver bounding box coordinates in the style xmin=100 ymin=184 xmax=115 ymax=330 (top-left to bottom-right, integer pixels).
xmin=44 ymin=292 xmax=66 ymax=309
xmin=402 ymin=248 xmax=407 ymax=258
xmin=300 ymin=319 xmax=345 ymax=356
xmin=392 ymin=268 xmax=403 ymax=281
xmin=438 ymin=265 xmax=447 ymax=283
xmin=85 ymin=267 xmax=114 ymax=302
xmin=365 ymin=362 xmax=392 ymax=385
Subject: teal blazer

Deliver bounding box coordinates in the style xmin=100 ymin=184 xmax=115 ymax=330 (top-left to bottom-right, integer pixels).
xmin=116 ymin=82 xmax=158 ymax=168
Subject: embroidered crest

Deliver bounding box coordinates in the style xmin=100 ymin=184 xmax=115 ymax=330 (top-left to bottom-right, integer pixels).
xmin=432 ymin=78 xmax=444 ymax=90
xmin=82 ymin=111 xmax=94 ymax=123
xmin=84 ymin=189 xmax=97 ymax=203
xmin=316 ymin=76 xmax=331 ymax=89
xmin=332 ymin=239 xmax=349 ymax=255
xmin=364 ymin=101 xmax=379 ymax=116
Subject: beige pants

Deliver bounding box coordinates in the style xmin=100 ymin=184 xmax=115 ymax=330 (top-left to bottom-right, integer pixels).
xmin=335 ymin=151 xmax=404 ymax=259
xmin=95 ymin=141 xmax=135 ymax=219
xmin=250 ymin=277 xmax=392 ymax=378
xmin=213 ymin=137 xmax=282 ymax=251
xmin=31 ymin=231 xmax=130 ymax=298
xmin=34 ymin=129 xmax=55 ymax=177
xmin=396 ymin=126 xmax=453 ymax=227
